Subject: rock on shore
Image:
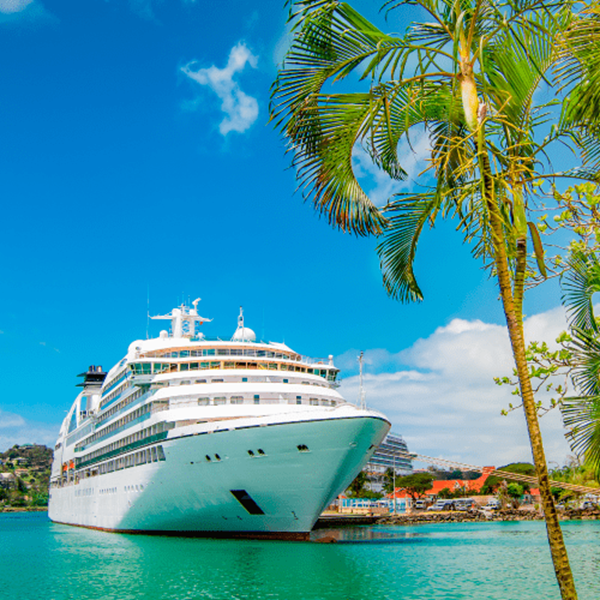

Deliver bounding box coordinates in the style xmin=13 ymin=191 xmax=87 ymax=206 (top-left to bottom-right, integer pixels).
xmin=378 ymin=507 xmax=600 ymax=525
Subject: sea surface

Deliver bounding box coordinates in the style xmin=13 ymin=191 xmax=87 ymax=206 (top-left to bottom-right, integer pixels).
xmin=2 ymin=513 xmax=599 ymax=600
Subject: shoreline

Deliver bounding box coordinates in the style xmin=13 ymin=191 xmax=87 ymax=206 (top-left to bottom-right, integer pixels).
xmin=315 ymin=507 xmax=600 ymax=528
xmin=3 ymin=507 xmax=599 ymax=526
xmin=0 ymin=507 xmax=48 ymax=513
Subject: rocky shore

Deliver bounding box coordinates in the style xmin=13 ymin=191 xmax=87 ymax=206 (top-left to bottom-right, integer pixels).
xmin=0 ymin=506 xmax=47 ymax=513
xmin=378 ymin=506 xmax=600 ymax=525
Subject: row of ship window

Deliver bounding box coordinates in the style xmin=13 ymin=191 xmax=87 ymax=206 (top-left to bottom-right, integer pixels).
xmin=75 ymin=401 xmax=168 ymax=452
xmin=191 ymin=396 xmax=337 ymax=407
xmin=99 ymin=386 xmax=145 ymax=415
xmin=74 ymin=485 xmax=146 ymax=495
xmin=51 ymin=445 xmax=167 ymax=489
xmin=101 ymin=370 xmax=130 ymax=400
xmin=99 ymin=377 xmax=133 ymax=410
xmin=146 ymin=348 xmax=299 ymax=360
xmin=96 ymin=445 xmax=166 ymax=474
xmin=130 ymin=361 xmax=336 ymax=381
xmin=77 ymin=422 xmax=174 ymax=466
xmin=51 ymin=440 xmax=313 ymax=490
xmin=165 ymin=376 xmax=329 ymax=388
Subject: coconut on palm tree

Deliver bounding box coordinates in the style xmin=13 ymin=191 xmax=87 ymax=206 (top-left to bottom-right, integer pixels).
xmin=271 ymin=1 xmax=600 ymax=597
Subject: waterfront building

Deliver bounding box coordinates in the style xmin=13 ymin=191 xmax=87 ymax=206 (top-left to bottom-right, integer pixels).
xmin=364 ymin=432 xmax=413 ymax=493
xmin=0 ymin=472 xmax=16 ymax=490
xmin=387 ymin=466 xmax=496 ymax=505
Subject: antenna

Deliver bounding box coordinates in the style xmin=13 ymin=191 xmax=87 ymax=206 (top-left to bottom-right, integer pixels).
xmin=358 ymin=351 xmax=366 ymax=410
xmin=146 ymin=285 xmax=150 ymax=339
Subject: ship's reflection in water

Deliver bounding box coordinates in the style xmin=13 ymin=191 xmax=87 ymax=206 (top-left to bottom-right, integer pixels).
xmin=311 ymin=526 xmax=424 ymax=544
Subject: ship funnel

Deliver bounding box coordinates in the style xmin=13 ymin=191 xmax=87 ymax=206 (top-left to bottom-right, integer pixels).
xmin=76 ymin=365 xmax=107 ymax=388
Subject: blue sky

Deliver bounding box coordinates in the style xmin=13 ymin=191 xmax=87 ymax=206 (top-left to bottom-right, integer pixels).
xmin=0 ymin=0 xmax=574 ymax=467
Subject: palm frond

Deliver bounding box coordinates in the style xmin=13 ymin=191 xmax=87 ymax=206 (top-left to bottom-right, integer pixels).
xmin=562 ymin=250 xmax=600 ymax=334
xmin=562 ymin=392 xmax=600 ymax=476
xmin=557 ymin=2 xmax=600 ymax=131
xmin=562 ymin=324 xmax=600 ymax=475
xmin=377 ymin=191 xmax=442 ymax=301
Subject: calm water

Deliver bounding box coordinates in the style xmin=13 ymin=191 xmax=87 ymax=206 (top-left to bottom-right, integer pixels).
xmin=2 ymin=513 xmax=600 ymax=600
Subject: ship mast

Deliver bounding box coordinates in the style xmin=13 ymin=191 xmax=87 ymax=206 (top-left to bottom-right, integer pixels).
xmin=150 ymin=298 xmax=211 ymax=338
xmin=358 ymin=351 xmax=366 ymax=410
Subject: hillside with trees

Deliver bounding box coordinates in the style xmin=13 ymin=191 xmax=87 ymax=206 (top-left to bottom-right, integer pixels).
xmin=0 ymin=445 xmax=53 ymax=510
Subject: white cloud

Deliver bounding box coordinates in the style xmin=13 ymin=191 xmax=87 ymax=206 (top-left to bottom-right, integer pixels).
xmin=337 ymin=306 xmax=573 ymax=468
xmin=0 ymin=0 xmax=33 ymax=14
xmin=125 ymin=0 xmax=198 ymax=21
xmin=0 ymin=0 xmax=55 ymax=25
xmin=182 ymin=42 xmax=259 ymax=136
xmin=128 ymin=0 xmax=156 ymax=21
xmin=0 ymin=409 xmax=58 ymax=451
xmin=352 ymin=128 xmax=431 ymax=206
xmin=0 ymin=410 xmax=26 ymax=429
xmin=273 ymin=23 xmax=293 ymax=67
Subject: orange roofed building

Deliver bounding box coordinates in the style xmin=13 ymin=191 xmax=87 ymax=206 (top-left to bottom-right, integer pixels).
xmin=388 ymin=466 xmax=496 ymax=501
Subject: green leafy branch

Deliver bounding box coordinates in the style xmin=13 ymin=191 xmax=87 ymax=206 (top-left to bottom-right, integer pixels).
xmin=495 ymin=332 xmax=574 ymax=416
xmin=529 ymin=182 xmax=600 ymax=279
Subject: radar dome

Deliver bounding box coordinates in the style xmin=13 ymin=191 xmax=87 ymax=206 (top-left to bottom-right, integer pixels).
xmin=232 ymin=306 xmax=256 ymax=342
xmin=232 ymin=327 xmax=256 ymax=342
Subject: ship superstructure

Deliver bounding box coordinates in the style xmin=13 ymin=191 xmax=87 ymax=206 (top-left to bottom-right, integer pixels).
xmin=49 ymin=301 xmax=390 ymax=538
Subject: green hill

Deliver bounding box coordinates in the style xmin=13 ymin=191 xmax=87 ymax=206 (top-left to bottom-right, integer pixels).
xmin=0 ymin=444 xmax=53 ymax=509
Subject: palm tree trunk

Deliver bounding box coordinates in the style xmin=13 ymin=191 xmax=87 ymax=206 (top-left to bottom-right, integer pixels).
xmin=488 ymin=197 xmax=578 ymax=600
xmin=471 ymin=94 xmax=577 ymax=594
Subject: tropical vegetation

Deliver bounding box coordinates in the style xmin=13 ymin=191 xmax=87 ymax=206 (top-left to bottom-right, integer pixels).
xmin=0 ymin=445 xmax=52 ymax=510
xmin=271 ymin=1 xmax=600 ymax=597
xmin=496 ymin=184 xmax=600 ymax=478
xmin=394 ymin=472 xmax=435 ymax=500
xmin=550 ymin=458 xmax=600 ymax=503
xmin=481 ymin=462 xmax=535 ymax=494
xmin=346 ymin=470 xmax=384 ymax=497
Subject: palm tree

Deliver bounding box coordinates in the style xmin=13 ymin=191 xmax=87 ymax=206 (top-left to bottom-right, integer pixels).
xmin=347 ymin=469 xmax=369 ymax=496
xmin=271 ymin=1 xmax=600 ymax=597
xmin=560 ymin=249 xmax=600 ymax=473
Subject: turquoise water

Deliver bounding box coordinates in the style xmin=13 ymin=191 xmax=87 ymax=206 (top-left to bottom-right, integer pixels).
xmin=2 ymin=513 xmax=599 ymax=600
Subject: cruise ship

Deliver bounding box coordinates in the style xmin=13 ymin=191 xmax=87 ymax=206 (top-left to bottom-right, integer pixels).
xmin=48 ymin=300 xmax=390 ymax=539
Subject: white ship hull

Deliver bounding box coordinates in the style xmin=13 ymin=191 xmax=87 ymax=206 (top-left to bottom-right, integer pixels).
xmin=49 ymin=412 xmax=389 ymax=538
xmin=49 ymin=301 xmax=393 ymax=539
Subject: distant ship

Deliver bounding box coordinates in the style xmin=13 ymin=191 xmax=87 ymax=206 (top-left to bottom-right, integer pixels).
xmin=48 ymin=300 xmax=390 ymax=539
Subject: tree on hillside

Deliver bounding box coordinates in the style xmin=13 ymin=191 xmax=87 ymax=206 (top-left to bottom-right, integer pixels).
xmin=271 ymin=1 xmax=600 ymax=596
xmin=395 ymin=473 xmax=434 ymax=501
xmin=481 ymin=463 xmax=535 ymax=494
